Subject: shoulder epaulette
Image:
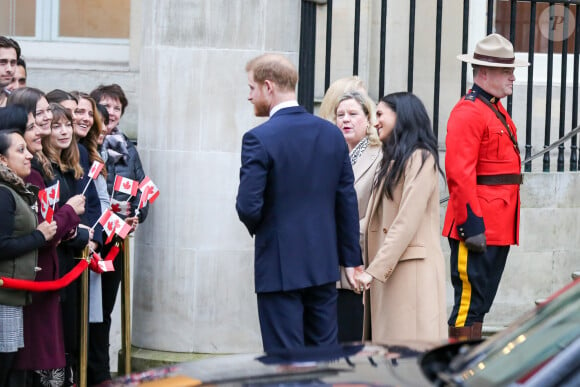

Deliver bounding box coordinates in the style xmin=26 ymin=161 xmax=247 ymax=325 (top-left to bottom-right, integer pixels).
xmin=464 ymin=89 xmax=477 ymax=102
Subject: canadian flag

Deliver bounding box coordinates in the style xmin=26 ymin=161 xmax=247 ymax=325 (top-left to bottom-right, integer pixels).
xmin=113 ymin=175 xmax=138 ymax=197
xmin=138 ymin=176 xmax=159 ymax=205
xmin=45 ymin=181 xmax=60 ymax=206
xmin=38 ymin=189 xmax=54 ymax=223
xmin=88 ymin=161 xmax=104 ymax=179
xmin=98 ymin=209 xmax=132 ymax=244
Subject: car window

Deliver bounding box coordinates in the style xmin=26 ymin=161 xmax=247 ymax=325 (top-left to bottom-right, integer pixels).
xmin=445 ymin=281 xmax=580 ymax=386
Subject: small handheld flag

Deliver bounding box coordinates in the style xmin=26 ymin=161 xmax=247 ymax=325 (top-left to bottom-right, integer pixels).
xmin=38 ymin=189 xmax=54 ymax=223
xmin=98 ymin=209 xmax=132 ymax=244
xmin=138 ymin=176 xmax=159 ymax=205
xmin=113 ymin=175 xmax=138 ymax=197
xmin=81 ymin=161 xmax=105 ymax=195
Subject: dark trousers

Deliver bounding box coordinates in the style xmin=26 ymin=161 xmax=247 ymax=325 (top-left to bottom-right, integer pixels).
xmin=257 ymin=282 xmax=338 ymax=352
xmin=448 ymin=238 xmax=509 ymax=327
xmin=60 ymin=273 xmax=80 ymax=386
xmin=337 ymin=289 xmax=363 ymax=342
xmin=0 ymin=352 xmax=15 ymax=387
xmin=87 ymin=240 xmax=123 ymax=385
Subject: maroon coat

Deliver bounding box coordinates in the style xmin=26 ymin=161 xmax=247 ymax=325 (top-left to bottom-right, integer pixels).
xmin=14 ymin=168 xmax=80 ymax=370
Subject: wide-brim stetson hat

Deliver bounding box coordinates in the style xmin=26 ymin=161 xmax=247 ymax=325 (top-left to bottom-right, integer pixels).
xmin=457 ymin=33 xmax=529 ymax=67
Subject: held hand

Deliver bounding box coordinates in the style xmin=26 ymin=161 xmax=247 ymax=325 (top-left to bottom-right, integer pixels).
xmin=78 ymin=224 xmax=94 ymax=241
xmin=344 ymin=267 xmax=359 ymax=292
xmin=37 ymin=220 xmax=57 ymax=241
xmin=465 ymin=232 xmax=487 ymax=253
xmin=66 ymin=194 xmax=86 ymax=215
xmin=88 ymin=240 xmax=99 ymax=252
xmin=355 ymin=271 xmax=373 ymax=292
xmin=124 ymin=216 xmax=139 ymax=232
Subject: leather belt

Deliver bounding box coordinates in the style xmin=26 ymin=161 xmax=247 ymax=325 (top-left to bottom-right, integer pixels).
xmin=476 ymin=173 xmax=523 ymax=185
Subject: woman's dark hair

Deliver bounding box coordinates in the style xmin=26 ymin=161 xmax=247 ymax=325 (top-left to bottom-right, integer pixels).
xmin=6 ymin=87 xmax=45 ymax=116
xmin=96 ymin=103 xmax=109 ymax=126
xmin=0 ymin=128 xmax=22 ymax=156
xmin=90 ymin=84 xmax=128 ymax=114
xmin=0 ymin=105 xmax=28 ymax=134
xmin=374 ymin=92 xmax=444 ymax=200
xmin=45 ymin=89 xmax=78 ymax=104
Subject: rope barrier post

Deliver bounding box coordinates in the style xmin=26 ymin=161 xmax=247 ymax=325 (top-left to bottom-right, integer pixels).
xmin=79 ymin=246 xmax=90 ymax=387
xmin=120 ymin=237 xmax=132 ymax=375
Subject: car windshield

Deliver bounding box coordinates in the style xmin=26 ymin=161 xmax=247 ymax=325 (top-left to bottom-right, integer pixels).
xmin=441 ymin=280 xmax=580 ymax=386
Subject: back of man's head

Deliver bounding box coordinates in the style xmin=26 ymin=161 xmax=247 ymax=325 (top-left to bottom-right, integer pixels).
xmin=245 ymin=54 xmax=298 ymax=92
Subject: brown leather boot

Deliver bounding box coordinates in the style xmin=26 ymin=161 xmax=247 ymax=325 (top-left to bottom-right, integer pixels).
xmin=471 ymin=322 xmax=483 ymax=340
xmin=448 ymin=325 xmax=473 ymax=342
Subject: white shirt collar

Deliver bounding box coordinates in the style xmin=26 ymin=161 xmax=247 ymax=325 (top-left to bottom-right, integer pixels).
xmin=270 ymin=100 xmax=299 ymax=117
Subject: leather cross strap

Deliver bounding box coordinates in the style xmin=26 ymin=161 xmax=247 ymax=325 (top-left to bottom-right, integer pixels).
xmin=476 ymin=173 xmax=523 ymax=185
xmin=475 ymin=93 xmax=519 ymax=151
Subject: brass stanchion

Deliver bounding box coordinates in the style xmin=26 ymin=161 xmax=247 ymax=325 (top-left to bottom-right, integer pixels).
xmin=120 ymin=237 xmax=132 ymax=374
xmin=79 ymin=246 xmax=90 ymax=387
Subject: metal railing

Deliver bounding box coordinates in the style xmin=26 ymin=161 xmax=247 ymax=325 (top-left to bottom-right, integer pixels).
xmin=298 ymin=0 xmax=580 ymax=172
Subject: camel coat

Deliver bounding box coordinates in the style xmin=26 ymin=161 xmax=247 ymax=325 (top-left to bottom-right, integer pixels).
xmin=362 ymin=150 xmax=446 ymax=343
xmin=338 ymin=142 xmax=382 ymax=289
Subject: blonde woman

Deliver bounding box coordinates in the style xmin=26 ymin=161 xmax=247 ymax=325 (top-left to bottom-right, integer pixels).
xmin=324 ymin=87 xmax=382 ymax=342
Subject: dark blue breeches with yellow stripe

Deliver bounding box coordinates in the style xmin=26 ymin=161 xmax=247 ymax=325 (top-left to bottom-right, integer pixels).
xmin=448 ymin=238 xmax=510 ymax=327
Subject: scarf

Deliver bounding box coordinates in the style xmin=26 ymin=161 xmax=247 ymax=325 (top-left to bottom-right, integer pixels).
xmin=0 ymin=163 xmax=38 ymax=206
xmin=349 ymin=137 xmax=369 ymax=166
xmin=101 ymin=127 xmax=129 ymax=164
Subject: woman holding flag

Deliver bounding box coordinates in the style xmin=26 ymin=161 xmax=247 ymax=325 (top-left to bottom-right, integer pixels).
xmin=6 ymin=91 xmax=85 ymax=386
xmin=88 ymin=84 xmax=149 ymax=386
xmin=0 ymin=120 xmax=57 ymax=385
xmin=42 ymin=103 xmax=90 ymax=385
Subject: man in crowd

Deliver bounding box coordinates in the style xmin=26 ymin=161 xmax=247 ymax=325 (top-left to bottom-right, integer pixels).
xmin=0 ymin=36 xmax=20 ymax=107
xmin=444 ymin=33 xmax=529 ymax=341
xmin=236 ymin=53 xmax=362 ymax=351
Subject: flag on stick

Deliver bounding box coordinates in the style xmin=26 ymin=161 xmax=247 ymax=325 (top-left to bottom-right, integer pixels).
xmin=138 ymin=176 xmax=159 ymax=205
xmin=45 ymin=181 xmax=60 ymax=208
xmin=113 ymin=175 xmax=138 ymax=197
xmin=81 ymin=161 xmax=105 ymax=195
xmin=98 ymin=209 xmax=132 ymax=244
xmin=38 ymin=189 xmax=54 ymax=223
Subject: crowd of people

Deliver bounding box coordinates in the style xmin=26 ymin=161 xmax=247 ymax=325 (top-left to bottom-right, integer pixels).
xmin=237 ymin=32 xmax=524 ymax=351
xmin=0 ymin=36 xmax=149 ymax=387
xmin=0 ymin=29 xmax=524 ymax=384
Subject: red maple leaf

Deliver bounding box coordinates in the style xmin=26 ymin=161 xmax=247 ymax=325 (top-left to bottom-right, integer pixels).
xmin=107 ymin=221 xmax=114 ymax=232
xmin=41 ymin=203 xmax=47 ymax=212
xmin=111 ymin=203 xmax=121 ymax=213
xmin=49 ymin=189 xmax=56 ymax=199
xmin=113 ymin=220 xmax=120 ymax=232
xmin=123 ymin=181 xmax=131 ymax=190
xmin=90 ymin=165 xmax=97 ymax=175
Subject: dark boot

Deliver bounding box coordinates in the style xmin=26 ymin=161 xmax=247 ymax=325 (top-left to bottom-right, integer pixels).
xmin=448 ymin=325 xmax=473 ymax=342
xmin=471 ymin=322 xmax=483 ymax=340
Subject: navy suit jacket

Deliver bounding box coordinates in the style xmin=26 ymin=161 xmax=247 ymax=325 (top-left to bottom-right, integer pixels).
xmin=236 ymin=106 xmax=362 ymax=293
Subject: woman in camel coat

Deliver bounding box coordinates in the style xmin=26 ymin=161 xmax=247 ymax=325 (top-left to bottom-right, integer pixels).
xmin=356 ymin=92 xmax=447 ymax=343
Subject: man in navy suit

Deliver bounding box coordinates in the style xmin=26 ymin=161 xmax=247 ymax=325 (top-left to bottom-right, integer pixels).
xmin=236 ymin=53 xmax=363 ymax=351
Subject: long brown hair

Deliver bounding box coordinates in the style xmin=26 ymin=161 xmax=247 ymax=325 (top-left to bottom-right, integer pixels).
xmin=42 ymin=103 xmax=83 ymax=179
xmin=72 ymin=92 xmax=107 ymax=177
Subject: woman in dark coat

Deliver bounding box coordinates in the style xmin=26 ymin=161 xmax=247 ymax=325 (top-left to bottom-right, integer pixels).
xmin=0 ymin=124 xmax=57 ymax=386
xmin=6 ymin=91 xmax=85 ymax=386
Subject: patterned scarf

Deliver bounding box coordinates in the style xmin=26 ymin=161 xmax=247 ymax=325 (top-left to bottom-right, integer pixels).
xmin=101 ymin=127 xmax=129 ymax=164
xmin=349 ymin=136 xmax=369 ymax=165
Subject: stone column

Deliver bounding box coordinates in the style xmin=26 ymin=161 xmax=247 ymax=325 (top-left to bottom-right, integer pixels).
xmin=132 ymin=0 xmax=301 ymax=353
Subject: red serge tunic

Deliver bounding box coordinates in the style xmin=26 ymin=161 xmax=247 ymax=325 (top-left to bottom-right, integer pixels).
xmin=442 ymin=88 xmax=521 ymax=246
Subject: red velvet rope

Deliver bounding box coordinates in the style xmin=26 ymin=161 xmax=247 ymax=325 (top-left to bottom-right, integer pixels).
xmin=0 ymin=243 xmax=122 ymax=291
xmin=1 ymin=259 xmax=89 ymax=291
